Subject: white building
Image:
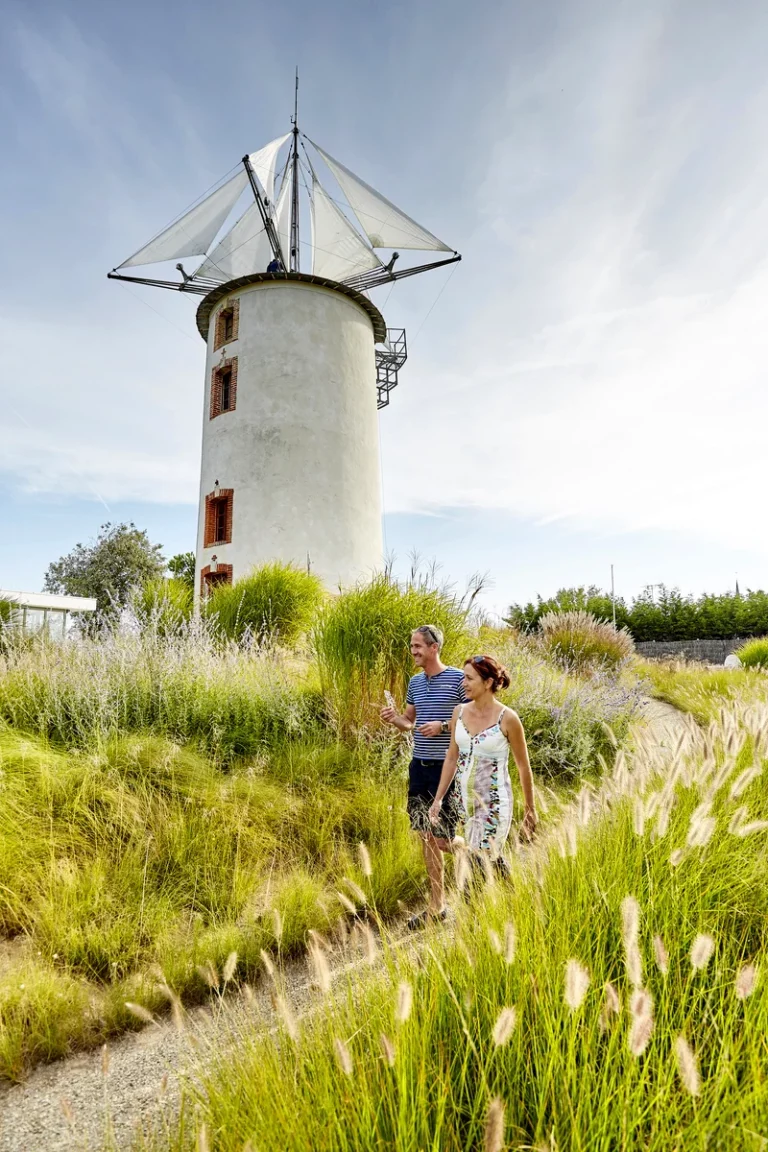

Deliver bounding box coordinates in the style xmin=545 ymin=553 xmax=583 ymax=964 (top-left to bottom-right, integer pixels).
xmin=0 ymin=590 xmax=97 ymax=638
xmin=109 ymin=87 xmax=459 ymax=602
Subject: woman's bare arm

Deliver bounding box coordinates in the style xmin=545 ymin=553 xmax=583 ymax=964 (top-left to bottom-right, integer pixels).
xmin=503 ymin=709 xmax=537 ymax=837
xmin=428 ymin=707 xmax=461 ymax=823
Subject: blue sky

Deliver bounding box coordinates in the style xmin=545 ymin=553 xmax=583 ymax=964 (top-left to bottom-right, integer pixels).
xmin=1 ymin=0 xmax=766 ymax=617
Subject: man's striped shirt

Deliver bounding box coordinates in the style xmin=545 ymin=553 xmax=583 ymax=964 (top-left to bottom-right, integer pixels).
xmin=406 ymin=667 xmax=466 ymax=758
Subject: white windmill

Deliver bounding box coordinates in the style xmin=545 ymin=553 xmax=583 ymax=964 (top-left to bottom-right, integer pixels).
xmin=109 ymin=78 xmax=460 ymax=600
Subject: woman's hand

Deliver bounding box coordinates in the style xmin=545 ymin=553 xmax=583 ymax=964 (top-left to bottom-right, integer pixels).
xmin=428 ymin=797 xmax=443 ymax=825
xmin=520 ymin=806 xmax=538 ymax=842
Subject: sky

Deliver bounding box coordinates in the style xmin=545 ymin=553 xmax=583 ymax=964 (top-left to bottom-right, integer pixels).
xmin=0 ymin=0 xmax=766 ymax=619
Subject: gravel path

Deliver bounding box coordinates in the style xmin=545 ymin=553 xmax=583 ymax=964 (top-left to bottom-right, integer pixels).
xmin=0 ymin=922 xmax=420 ymax=1152
xmin=0 ymin=699 xmax=690 ymax=1152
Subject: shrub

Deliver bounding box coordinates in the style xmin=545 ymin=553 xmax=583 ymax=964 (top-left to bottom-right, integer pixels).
xmin=487 ymin=634 xmax=642 ymax=780
xmin=736 ymin=637 xmax=768 ymax=670
xmin=131 ymin=578 xmax=193 ymax=635
xmin=206 ymin=563 xmax=324 ymax=646
xmin=538 ymin=610 xmax=634 ymax=673
xmin=312 ymin=573 xmax=470 ymax=731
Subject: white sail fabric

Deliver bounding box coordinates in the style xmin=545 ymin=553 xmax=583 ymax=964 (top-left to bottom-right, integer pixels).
xmin=310 ymin=177 xmax=383 ymax=281
xmin=118 ymin=171 xmax=248 ymax=269
xmin=194 ymin=201 xmax=273 ymax=282
xmin=274 ymin=175 xmax=292 ymax=265
xmin=247 ymin=134 xmax=290 ymax=204
xmin=313 ymin=143 xmax=451 ymax=252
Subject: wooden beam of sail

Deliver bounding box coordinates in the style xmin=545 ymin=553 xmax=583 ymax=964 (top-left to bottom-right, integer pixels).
xmin=310 ymin=176 xmax=383 ymax=282
xmin=117 ymin=171 xmax=249 ymax=269
xmin=309 ymin=139 xmax=452 ymax=253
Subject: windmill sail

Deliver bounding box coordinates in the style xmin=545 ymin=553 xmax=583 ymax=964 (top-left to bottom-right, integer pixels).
xmin=247 ymin=134 xmax=290 ymax=204
xmin=194 ymin=201 xmax=273 ymax=282
xmin=310 ymin=177 xmax=383 ymax=281
xmin=118 ymin=170 xmax=248 ymax=269
xmin=311 ymin=142 xmax=451 ymax=253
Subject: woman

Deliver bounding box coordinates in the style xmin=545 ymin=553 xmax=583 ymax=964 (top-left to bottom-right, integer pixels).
xmin=428 ymin=655 xmax=537 ymax=861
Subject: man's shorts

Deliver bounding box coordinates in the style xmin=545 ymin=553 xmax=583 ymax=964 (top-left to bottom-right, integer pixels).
xmin=407 ymin=757 xmax=461 ymax=840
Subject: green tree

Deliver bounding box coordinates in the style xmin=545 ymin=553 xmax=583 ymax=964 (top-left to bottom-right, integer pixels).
xmin=168 ymin=552 xmax=196 ymax=591
xmin=506 ymin=586 xmax=629 ymax=632
xmin=44 ymin=523 xmax=165 ymax=616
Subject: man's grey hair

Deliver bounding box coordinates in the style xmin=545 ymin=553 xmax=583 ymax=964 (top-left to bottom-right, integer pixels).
xmin=412 ymin=624 xmax=444 ymax=649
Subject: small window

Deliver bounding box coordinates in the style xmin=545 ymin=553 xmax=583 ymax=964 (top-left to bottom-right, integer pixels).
xmin=214 ymin=299 xmax=239 ymax=349
xmin=200 ymin=563 xmax=233 ymax=597
xmin=204 ymin=488 xmax=234 ymax=547
xmin=220 ymin=368 xmax=232 ymax=411
xmin=210 ymin=358 xmax=237 ymax=419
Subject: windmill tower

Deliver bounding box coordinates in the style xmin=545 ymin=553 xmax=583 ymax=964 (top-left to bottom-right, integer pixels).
xmin=109 ymin=80 xmax=460 ymax=601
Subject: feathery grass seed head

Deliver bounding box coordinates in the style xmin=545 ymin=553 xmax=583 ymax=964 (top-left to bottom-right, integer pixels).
xmin=273 ymin=993 xmax=299 ymax=1042
xmin=484 ymin=1097 xmax=505 ymax=1152
xmin=308 ymin=942 xmax=331 ymax=994
xmin=125 ymin=1001 xmax=155 ymax=1025
xmin=379 ymin=1032 xmax=396 ymax=1066
xmin=395 ymin=981 xmax=413 ymax=1023
xmin=492 ymin=1006 xmax=517 ymax=1047
xmin=621 ymin=896 xmax=640 ymax=944
xmin=691 ymin=933 xmax=715 ymax=971
xmin=358 ymin=841 xmax=372 ymax=877
xmin=735 ymin=963 xmax=758 ymax=1000
xmin=334 ymin=1037 xmax=353 ymax=1076
xmin=222 ymin=950 xmax=238 ymax=985
xmin=674 ymin=1035 xmax=701 ymax=1096
xmin=564 ymin=960 xmax=590 ymax=1010
xmin=504 ymin=922 xmax=516 ymax=965
xmin=629 ymin=1012 xmax=654 ymax=1056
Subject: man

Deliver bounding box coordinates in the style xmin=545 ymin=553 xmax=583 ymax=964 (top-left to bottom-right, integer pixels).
xmin=267 ymin=256 xmax=284 ymax=273
xmin=381 ymin=624 xmax=465 ymax=929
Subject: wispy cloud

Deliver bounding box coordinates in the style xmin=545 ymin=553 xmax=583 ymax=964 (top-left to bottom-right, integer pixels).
xmin=382 ymin=1 xmax=768 ymax=556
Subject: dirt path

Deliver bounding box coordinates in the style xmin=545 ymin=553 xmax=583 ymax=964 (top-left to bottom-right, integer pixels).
xmin=0 ymin=698 xmax=690 ymax=1152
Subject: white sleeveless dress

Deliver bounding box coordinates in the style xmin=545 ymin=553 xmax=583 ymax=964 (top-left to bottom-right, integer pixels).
xmin=455 ymin=705 xmax=513 ymax=858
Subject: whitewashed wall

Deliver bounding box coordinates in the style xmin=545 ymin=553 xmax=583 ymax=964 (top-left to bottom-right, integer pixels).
xmin=195 ymin=280 xmax=383 ymax=597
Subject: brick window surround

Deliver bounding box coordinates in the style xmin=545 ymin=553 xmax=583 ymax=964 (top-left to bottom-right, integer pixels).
xmin=200 ymin=563 xmax=233 ymax=597
xmin=213 ymin=299 xmax=240 ymax=350
xmin=210 ymin=357 xmax=238 ymax=420
xmin=204 ymin=488 xmax=234 ymax=547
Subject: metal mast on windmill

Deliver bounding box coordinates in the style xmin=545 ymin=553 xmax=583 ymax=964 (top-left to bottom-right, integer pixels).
xmin=108 ymin=79 xmax=461 ymax=599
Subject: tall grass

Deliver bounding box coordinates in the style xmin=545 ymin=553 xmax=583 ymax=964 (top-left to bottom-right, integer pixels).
xmin=130 ymin=578 xmax=193 ymax=636
xmin=0 ymin=586 xmax=643 ymax=1079
xmin=206 ymin=563 xmax=324 ymax=646
xmin=312 ymin=573 xmax=471 ymax=732
xmin=150 ymin=702 xmax=768 ymax=1151
xmin=736 ymin=637 xmax=768 ymax=671
xmin=0 ymin=728 xmax=422 ymax=1080
xmin=639 ymin=659 xmax=768 ymax=725
xmin=0 ymin=622 xmax=324 ymax=762
xmin=538 ymin=609 xmax=635 ymax=673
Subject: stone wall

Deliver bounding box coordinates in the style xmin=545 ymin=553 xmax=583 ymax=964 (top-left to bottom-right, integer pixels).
xmin=635 ymin=637 xmax=745 ymax=664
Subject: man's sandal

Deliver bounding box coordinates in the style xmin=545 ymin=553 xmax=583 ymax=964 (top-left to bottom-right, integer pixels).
xmin=406 ymin=907 xmax=449 ymax=931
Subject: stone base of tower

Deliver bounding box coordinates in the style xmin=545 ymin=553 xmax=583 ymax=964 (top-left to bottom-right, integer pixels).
xmin=193 ymin=274 xmax=385 ymax=604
